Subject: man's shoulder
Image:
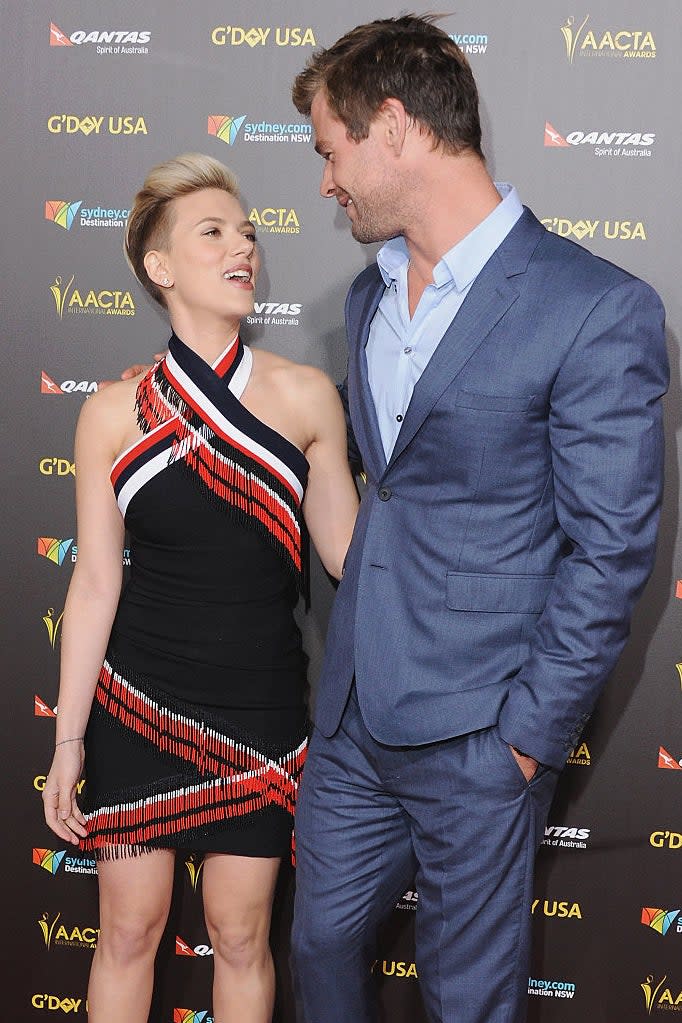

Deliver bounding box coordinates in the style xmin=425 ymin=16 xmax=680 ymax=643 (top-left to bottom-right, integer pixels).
xmin=348 ymin=261 xmax=383 ymax=297
xmin=524 ymin=206 xmax=640 ymax=290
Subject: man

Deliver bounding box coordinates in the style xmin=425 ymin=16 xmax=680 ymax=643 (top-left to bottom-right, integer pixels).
xmin=288 ymin=14 xmax=668 ymax=1023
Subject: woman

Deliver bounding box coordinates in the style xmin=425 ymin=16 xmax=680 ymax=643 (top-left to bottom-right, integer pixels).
xmin=42 ymin=153 xmax=358 ymax=1023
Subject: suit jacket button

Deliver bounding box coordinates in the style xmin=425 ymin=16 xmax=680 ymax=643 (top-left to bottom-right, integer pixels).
xmin=378 ymin=486 xmax=392 ymax=501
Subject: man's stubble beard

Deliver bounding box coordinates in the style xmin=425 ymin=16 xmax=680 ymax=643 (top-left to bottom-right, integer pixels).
xmin=348 ymin=177 xmax=404 ymax=245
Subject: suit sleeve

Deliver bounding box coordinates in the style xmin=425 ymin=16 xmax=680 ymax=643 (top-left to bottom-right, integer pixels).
xmin=498 ymin=277 xmax=668 ymax=769
xmin=336 ymin=377 xmax=363 ymax=469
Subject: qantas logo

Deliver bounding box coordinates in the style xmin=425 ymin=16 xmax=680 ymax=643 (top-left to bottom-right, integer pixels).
xmin=35 ymin=694 xmax=57 ymax=717
xmin=545 ymin=121 xmax=655 ymax=156
xmin=659 ymin=746 xmax=682 ymax=770
xmin=41 ymin=371 xmax=98 ymax=395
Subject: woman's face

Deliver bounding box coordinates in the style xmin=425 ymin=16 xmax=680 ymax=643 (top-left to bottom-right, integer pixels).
xmin=156 ymin=187 xmax=260 ymax=326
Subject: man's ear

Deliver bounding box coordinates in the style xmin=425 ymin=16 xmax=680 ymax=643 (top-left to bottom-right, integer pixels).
xmin=144 ymin=249 xmax=172 ymax=290
xmin=378 ymin=98 xmax=409 ymax=156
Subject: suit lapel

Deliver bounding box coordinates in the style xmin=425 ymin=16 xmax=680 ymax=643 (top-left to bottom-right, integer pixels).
xmin=386 ymin=209 xmax=545 ymax=471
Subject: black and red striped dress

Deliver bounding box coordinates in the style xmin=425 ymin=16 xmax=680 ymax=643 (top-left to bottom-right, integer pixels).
xmin=81 ymin=333 xmax=308 ymax=858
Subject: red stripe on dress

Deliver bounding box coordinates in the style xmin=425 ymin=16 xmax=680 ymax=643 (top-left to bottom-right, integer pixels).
xmin=111 ymin=418 xmax=177 ymax=487
xmin=161 ymin=360 xmax=301 ymax=504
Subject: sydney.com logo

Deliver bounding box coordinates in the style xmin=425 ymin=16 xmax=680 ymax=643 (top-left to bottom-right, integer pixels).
xmin=45 ymin=199 xmax=129 ymax=230
xmin=208 ymin=114 xmax=311 ymax=146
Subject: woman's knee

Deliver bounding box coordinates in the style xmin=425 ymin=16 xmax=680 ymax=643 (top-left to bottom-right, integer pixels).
xmin=206 ymin=916 xmax=269 ymax=971
xmin=97 ymin=910 xmax=166 ymax=966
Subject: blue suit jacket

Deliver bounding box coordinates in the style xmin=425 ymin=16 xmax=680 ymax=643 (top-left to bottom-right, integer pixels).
xmin=315 ymin=208 xmax=668 ymax=769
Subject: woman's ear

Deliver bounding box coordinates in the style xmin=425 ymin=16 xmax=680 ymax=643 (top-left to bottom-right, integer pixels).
xmin=144 ymin=250 xmax=172 ymax=289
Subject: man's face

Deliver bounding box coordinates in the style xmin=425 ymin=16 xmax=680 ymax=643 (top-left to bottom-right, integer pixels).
xmin=310 ymin=91 xmax=402 ymax=244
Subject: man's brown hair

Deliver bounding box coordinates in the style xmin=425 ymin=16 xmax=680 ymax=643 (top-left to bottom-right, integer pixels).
xmin=292 ymin=14 xmax=483 ymax=158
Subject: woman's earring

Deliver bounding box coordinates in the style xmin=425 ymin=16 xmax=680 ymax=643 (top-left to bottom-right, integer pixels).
xmin=162 ymin=278 xmax=170 ymax=287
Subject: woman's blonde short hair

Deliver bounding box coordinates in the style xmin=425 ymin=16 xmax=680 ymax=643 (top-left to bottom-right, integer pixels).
xmin=125 ymin=153 xmax=240 ymax=306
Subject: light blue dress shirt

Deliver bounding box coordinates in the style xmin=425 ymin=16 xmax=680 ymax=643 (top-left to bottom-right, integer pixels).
xmin=366 ymin=183 xmax=524 ymax=460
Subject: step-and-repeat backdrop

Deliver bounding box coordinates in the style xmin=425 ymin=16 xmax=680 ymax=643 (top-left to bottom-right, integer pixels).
xmin=2 ymin=2 xmax=681 ymax=1020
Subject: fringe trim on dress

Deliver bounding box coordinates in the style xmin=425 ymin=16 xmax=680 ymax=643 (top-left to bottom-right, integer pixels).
xmin=81 ymin=658 xmax=307 ymax=859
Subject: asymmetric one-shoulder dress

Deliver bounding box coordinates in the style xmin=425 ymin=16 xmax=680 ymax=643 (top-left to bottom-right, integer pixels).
xmin=81 ymin=333 xmax=309 ymax=858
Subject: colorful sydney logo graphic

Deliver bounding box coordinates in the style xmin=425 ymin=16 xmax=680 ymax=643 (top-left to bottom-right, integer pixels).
xmin=174 ymin=1011 xmax=213 ymax=1023
xmin=641 ymin=909 xmax=681 ymax=936
xmin=45 ymin=200 xmax=82 ymax=230
xmin=185 ymin=854 xmax=204 ymax=892
xmin=35 ymin=694 xmax=57 ymax=717
xmin=207 ymin=115 xmax=246 ymax=145
xmin=42 ymin=607 xmax=64 ymax=649
xmin=33 ymin=849 xmax=66 ymax=875
xmin=38 ymin=537 xmax=74 ymax=567
xmin=38 ymin=911 xmax=62 ymax=950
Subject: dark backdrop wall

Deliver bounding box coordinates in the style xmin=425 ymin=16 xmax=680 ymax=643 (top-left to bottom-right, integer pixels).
xmin=2 ymin=2 xmax=681 ymax=1020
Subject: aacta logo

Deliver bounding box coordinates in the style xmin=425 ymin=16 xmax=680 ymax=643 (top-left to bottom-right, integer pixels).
xmin=35 ymin=694 xmax=57 ymax=718
xmin=207 ymin=115 xmax=246 ymax=146
xmin=42 ymin=606 xmax=64 ymax=649
xmin=42 ymin=371 xmax=99 ymax=395
xmin=541 ymin=218 xmax=646 ymax=241
xmin=561 ymin=16 xmax=656 ymax=63
xmin=211 ymin=26 xmax=316 ymax=47
xmin=641 ymin=975 xmax=682 ymax=1014
xmin=641 ymin=908 xmax=681 ymax=936
xmin=174 ymin=1012 xmax=214 ymax=1023
xmin=531 ymin=899 xmax=582 ymax=919
xmin=38 ymin=911 xmax=98 ymax=951
xmin=31 ymin=994 xmax=84 ymax=1013
xmin=249 ymin=208 xmax=300 ymax=234
xmin=50 ymin=274 xmax=135 ymax=318
xmin=47 ymin=114 xmax=148 ymax=136
xmin=33 ymin=849 xmax=66 ymax=875
xmin=176 ymin=935 xmax=214 ymax=957
xmin=184 ymin=854 xmax=204 ymax=893
xmin=38 ymin=538 xmax=75 ymax=567
xmin=659 ymin=746 xmax=682 ymax=770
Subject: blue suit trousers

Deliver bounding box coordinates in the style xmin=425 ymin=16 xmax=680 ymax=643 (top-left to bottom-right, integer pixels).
xmin=292 ymin=688 xmax=558 ymax=1023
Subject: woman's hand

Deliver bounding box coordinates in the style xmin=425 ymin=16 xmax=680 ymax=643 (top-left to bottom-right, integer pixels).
xmin=42 ymin=741 xmax=88 ymax=845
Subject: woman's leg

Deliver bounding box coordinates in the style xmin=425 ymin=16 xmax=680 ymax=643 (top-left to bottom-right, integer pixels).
xmin=202 ymin=852 xmax=281 ymax=1023
xmin=88 ymin=849 xmax=175 ymax=1022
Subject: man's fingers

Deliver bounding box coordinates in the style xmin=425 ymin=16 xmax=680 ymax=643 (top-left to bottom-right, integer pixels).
xmin=121 ymin=363 xmax=151 ymax=380
xmin=120 ymin=352 xmax=164 ymax=381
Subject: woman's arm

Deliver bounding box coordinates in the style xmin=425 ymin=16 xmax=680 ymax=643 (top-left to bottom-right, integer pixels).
xmin=43 ymin=389 xmax=127 ymax=844
xmin=302 ymin=372 xmax=359 ymax=580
